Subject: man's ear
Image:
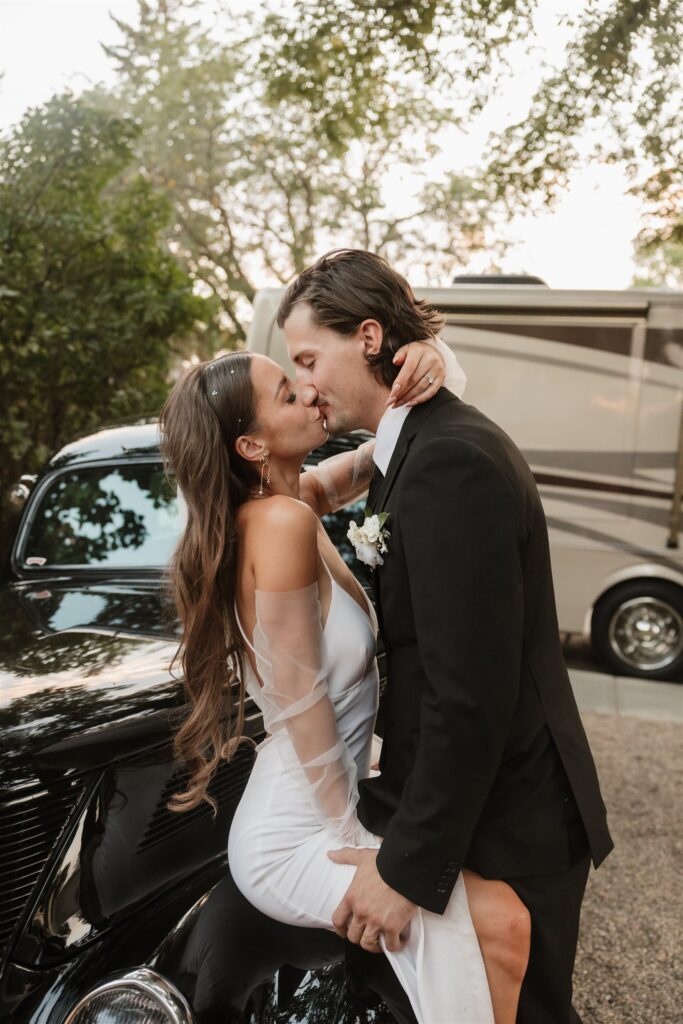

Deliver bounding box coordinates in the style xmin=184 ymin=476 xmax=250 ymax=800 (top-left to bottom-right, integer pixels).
xmin=234 ymin=433 xmax=266 ymax=464
xmin=358 ymin=318 xmax=383 ymax=357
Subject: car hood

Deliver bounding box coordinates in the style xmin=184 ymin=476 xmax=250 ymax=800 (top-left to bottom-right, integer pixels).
xmin=0 ymin=579 xmax=184 ymax=789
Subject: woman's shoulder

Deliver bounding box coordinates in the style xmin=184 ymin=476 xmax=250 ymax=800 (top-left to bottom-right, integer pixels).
xmin=239 ymin=494 xmax=318 ymax=535
xmin=241 ymin=496 xmax=319 ymax=589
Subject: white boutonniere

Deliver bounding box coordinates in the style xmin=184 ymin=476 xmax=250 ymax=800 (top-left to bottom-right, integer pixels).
xmin=347 ymin=508 xmax=391 ymax=568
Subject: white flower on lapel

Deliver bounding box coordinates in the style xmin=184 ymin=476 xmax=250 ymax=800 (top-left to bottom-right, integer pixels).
xmin=347 ymin=509 xmax=390 ymax=568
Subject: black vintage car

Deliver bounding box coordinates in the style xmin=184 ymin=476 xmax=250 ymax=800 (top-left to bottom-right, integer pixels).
xmin=0 ymin=419 xmax=401 ymax=1024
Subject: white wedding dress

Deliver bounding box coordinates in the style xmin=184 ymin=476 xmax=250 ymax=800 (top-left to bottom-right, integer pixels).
xmin=227 ymin=553 xmax=495 ymax=1023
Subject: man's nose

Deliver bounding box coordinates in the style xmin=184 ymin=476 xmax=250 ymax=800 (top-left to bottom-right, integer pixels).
xmin=299 ymin=384 xmax=319 ymax=407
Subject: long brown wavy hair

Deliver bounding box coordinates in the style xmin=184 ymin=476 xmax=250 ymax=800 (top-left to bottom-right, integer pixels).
xmin=158 ymin=350 xmax=261 ymax=819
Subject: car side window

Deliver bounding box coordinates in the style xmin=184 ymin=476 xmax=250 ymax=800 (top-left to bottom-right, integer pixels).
xmin=18 ymin=439 xmax=370 ymax=577
xmin=21 ymin=462 xmax=183 ymax=569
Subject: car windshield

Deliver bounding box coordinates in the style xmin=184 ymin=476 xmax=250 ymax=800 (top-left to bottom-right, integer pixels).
xmin=21 ymin=462 xmax=185 ymax=569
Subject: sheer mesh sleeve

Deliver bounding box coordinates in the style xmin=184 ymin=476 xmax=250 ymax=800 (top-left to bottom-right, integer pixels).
xmin=252 ymin=581 xmax=379 ymax=846
xmin=304 ymin=438 xmax=374 ymax=513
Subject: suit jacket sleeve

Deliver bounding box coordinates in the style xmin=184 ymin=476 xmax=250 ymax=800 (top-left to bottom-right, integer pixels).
xmin=375 ymin=436 xmax=525 ymax=913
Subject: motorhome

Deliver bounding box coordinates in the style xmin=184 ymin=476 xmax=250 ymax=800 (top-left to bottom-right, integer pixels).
xmin=246 ymin=281 xmax=683 ymax=682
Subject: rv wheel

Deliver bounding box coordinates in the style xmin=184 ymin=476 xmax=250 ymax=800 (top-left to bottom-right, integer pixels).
xmin=592 ymin=580 xmax=683 ymax=681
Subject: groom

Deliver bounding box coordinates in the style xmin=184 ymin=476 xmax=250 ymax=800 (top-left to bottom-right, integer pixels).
xmin=279 ymin=249 xmax=613 ymax=1022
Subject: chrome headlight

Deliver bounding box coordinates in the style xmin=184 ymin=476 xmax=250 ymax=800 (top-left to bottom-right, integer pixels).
xmin=63 ymin=967 xmax=194 ymax=1024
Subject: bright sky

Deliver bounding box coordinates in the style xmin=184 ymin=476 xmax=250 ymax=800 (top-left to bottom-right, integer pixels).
xmin=0 ymin=0 xmax=646 ymax=288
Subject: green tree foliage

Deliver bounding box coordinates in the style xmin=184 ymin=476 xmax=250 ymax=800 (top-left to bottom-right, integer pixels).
xmin=483 ymin=2 xmax=682 ymax=223
xmin=88 ymin=0 xmax=502 ymax=347
xmin=632 ymin=169 xmax=682 ymax=286
xmin=486 ymin=0 xmax=682 ymax=283
xmin=94 ymin=0 xmax=254 ymax=344
xmin=266 ymin=0 xmax=682 ymax=285
xmin=0 ymin=93 xmax=209 ymax=561
xmin=632 ymin=236 xmax=683 ymax=288
xmin=261 ymin=0 xmax=536 ymax=141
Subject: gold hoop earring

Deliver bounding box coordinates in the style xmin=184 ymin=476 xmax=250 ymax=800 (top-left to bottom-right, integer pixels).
xmin=258 ymin=453 xmax=270 ymax=495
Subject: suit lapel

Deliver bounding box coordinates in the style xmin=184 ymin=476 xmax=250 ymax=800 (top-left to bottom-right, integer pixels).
xmin=365 ymin=463 xmax=384 ymax=517
xmin=374 ymin=388 xmax=460 ymax=513
xmin=374 ymin=432 xmax=411 ymax=514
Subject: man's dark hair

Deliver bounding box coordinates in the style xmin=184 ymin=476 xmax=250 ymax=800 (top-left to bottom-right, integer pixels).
xmin=276 ymin=249 xmax=444 ymax=386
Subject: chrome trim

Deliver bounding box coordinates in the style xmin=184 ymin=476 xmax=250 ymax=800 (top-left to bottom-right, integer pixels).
xmin=62 ymin=966 xmax=195 ymax=1024
xmin=608 ymin=596 xmax=683 ymax=671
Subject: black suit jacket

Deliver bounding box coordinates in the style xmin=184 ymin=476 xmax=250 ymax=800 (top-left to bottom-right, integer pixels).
xmin=357 ymin=389 xmax=613 ymax=914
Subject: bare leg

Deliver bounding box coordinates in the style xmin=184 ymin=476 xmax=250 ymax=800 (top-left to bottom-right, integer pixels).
xmin=462 ymin=868 xmax=531 ymax=1024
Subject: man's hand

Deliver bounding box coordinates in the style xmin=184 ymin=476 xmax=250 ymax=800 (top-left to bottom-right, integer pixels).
xmin=328 ymin=846 xmax=419 ymax=953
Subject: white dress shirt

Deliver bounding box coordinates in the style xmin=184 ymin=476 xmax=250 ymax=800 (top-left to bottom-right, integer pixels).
xmin=373 ymin=337 xmax=468 ymax=475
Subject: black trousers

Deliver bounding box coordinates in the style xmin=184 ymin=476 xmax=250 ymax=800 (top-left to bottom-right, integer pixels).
xmin=506 ymin=851 xmax=591 ymax=1024
xmin=346 ymin=850 xmax=592 ymax=1024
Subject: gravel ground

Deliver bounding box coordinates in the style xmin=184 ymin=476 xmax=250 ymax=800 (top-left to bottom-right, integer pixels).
xmin=573 ymin=712 xmax=682 ymax=1024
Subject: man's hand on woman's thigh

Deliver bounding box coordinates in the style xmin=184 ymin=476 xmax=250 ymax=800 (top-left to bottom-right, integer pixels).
xmin=328 ymin=846 xmax=418 ymax=953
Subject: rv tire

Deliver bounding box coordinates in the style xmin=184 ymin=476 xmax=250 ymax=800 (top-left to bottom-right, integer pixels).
xmin=591 ymin=580 xmax=683 ymax=682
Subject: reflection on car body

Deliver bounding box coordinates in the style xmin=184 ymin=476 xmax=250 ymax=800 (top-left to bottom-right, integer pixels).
xmin=0 ymin=419 xmax=395 ymax=1024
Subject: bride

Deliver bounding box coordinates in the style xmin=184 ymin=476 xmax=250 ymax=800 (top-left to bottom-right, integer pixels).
xmin=159 ymin=340 xmax=530 ymax=1024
